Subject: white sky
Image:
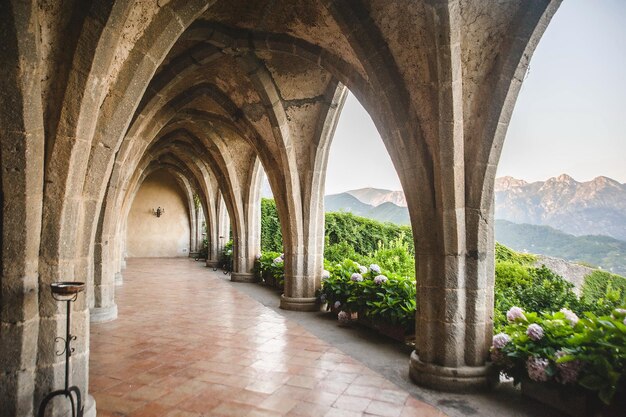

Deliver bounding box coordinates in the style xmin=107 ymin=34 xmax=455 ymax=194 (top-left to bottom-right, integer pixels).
xmin=324 ymin=0 xmax=626 ymax=195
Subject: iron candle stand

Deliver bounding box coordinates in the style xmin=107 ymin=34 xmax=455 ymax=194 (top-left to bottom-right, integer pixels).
xmin=38 ymin=281 xmax=85 ymax=417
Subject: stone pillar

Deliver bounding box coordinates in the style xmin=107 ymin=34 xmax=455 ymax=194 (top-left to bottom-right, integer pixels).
xmin=231 ymin=161 xmax=262 ymax=283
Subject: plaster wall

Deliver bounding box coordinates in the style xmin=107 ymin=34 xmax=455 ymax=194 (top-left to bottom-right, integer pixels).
xmin=126 ymin=170 xmax=190 ymax=257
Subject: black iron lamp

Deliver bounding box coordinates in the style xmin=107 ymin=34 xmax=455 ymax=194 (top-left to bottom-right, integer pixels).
xmin=151 ymin=207 xmax=165 ymax=217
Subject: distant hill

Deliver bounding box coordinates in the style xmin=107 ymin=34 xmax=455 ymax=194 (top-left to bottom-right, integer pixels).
xmin=495 ymin=174 xmax=626 ymax=241
xmin=325 ymin=193 xmax=410 ymax=225
xmin=346 ymin=188 xmax=407 ymax=207
xmin=495 ymin=219 xmax=626 ymax=276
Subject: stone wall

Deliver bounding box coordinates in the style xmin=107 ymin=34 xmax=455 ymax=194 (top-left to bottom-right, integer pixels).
xmin=534 ymin=255 xmax=595 ymax=295
xmin=127 ymin=169 xmax=191 ymax=257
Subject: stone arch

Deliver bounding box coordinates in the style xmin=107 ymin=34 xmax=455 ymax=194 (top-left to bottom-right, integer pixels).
xmin=0 ymin=2 xmax=45 ymax=414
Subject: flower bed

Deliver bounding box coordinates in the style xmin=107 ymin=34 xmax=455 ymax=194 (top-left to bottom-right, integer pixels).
xmin=318 ymin=259 xmax=416 ymax=337
xmin=492 ymin=306 xmax=626 ymax=412
xmin=255 ymin=251 xmax=284 ymax=289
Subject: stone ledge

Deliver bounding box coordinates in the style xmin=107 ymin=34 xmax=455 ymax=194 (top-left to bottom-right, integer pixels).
xmin=409 ymin=351 xmax=498 ymax=392
xmin=90 ymin=304 xmax=118 ymax=323
xmin=230 ymin=272 xmax=257 ymax=283
xmin=279 ymin=295 xmax=319 ymax=312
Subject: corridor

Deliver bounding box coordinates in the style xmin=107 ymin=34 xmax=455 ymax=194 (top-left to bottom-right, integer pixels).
xmin=89 ymin=259 xmax=446 ymax=417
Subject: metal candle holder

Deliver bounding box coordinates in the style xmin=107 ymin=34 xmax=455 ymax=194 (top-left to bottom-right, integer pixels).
xmin=38 ymin=282 xmax=85 ymax=417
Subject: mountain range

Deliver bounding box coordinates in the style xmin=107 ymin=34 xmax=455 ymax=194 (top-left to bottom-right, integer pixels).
xmin=323 ymin=174 xmax=626 ymax=275
xmin=495 ymin=174 xmax=626 ymax=241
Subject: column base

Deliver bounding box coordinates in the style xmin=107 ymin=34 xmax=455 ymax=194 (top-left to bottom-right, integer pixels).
xmin=115 ymin=272 xmax=123 ymax=286
xmin=279 ymin=295 xmax=319 ymax=312
xmin=206 ymin=259 xmax=218 ymax=268
xmin=409 ymin=351 xmax=497 ymax=392
xmin=231 ymin=272 xmax=257 ymax=283
xmin=90 ymin=304 xmax=118 ymax=323
xmin=84 ymin=394 xmax=96 ymax=417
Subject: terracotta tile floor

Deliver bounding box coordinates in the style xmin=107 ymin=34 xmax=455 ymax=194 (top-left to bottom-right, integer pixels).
xmin=90 ymin=258 xmax=447 ymax=417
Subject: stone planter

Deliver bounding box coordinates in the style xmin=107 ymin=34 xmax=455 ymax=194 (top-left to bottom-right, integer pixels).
xmin=521 ymin=380 xmax=625 ymax=417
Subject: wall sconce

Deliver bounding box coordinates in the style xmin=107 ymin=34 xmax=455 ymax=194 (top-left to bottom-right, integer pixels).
xmin=151 ymin=207 xmax=165 ymax=217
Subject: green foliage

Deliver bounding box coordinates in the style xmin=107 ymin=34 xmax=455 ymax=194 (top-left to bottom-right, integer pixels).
xmin=368 ymin=235 xmax=415 ymax=278
xmin=324 ymin=211 xmax=414 ymax=257
xmin=221 ymin=239 xmax=233 ymax=262
xmin=580 ymin=271 xmax=626 ymax=316
xmin=260 ymin=198 xmax=283 ymax=252
xmin=318 ymin=259 xmax=416 ymax=332
xmin=494 ymin=262 xmax=580 ymax=331
xmin=495 ymin=242 xmax=536 ymax=265
xmin=582 ymin=271 xmax=626 ymax=305
xmin=256 ymin=252 xmax=284 ymax=288
xmin=493 ymin=308 xmax=626 ymax=405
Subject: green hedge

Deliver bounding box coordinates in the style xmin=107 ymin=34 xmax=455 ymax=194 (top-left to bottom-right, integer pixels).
xmin=261 ymin=198 xmax=283 ymax=252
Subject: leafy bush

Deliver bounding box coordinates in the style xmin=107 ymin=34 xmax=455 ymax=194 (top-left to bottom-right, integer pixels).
xmin=368 ymin=235 xmax=415 ymax=278
xmin=325 ymin=211 xmax=414 ymax=257
xmin=318 ymin=259 xmax=416 ymax=332
xmin=256 ymin=251 xmax=284 ymax=287
xmin=496 ymin=242 xmax=536 ymax=265
xmin=261 ymin=198 xmax=283 ymax=252
xmin=494 ymin=262 xmax=580 ymax=331
xmin=492 ymin=306 xmax=626 ymax=406
xmin=582 ymin=271 xmax=626 ymax=307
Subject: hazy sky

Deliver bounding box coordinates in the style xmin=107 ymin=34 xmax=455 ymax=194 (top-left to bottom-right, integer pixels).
xmin=324 ymin=0 xmax=626 ymax=195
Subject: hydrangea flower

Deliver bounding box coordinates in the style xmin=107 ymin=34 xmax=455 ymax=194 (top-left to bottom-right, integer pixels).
xmin=320 ymin=294 xmax=327 ymax=303
xmin=338 ymin=311 xmax=350 ymax=323
xmin=321 ymin=270 xmax=330 ymax=280
xmin=369 ymin=264 xmax=381 ymax=274
xmin=560 ymin=308 xmax=579 ymax=326
xmin=358 ymin=265 xmax=368 ymax=274
xmin=373 ymin=275 xmax=388 ymax=285
xmin=526 ymin=357 xmax=550 ymax=382
xmin=506 ymin=306 xmax=526 ymax=322
xmin=350 ymin=273 xmax=363 ymax=282
xmin=526 ymin=323 xmax=544 ymax=341
xmin=273 ymin=257 xmax=283 ymax=264
xmin=624 ymin=317 xmax=626 ymax=326
xmin=334 ymin=301 xmax=341 ymax=309
xmin=226 ymin=249 xmax=232 ymax=255
xmin=555 ymin=350 xmax=582 ymax=384
xmin=492 ymin=333 xmax=511 ymax=349
xmin=255 ymin=253 xmax=262 ymax=260
xmin=280 ymin=253 xmax=285 ymax=260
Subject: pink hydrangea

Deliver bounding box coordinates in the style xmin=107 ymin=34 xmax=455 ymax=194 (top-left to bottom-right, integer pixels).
xmin=560 ymin=308 xmax=579 ymax=326
xmin=351 ymin=273 xmax=363 ymax=282
xmin=373 ymin=275 xmax=388 ymax=285
xmin=555 ymin=350 xmax=582 ymax=384
xmin=526 ymin=323 xmax=544 ymax=341
xmin=492 ymin=333 xmax=511 ymax=349
xmin=506 ymin=306 xmax=526 ymax=322
xmin=526 ymin=357 xmax=550 ymax=382
xmin=338 ymin=311 xmax=350 ymax=323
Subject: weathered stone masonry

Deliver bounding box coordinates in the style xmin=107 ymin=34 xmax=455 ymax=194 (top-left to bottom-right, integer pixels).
xmin=0 ymin=1 xmax=560 ymax=416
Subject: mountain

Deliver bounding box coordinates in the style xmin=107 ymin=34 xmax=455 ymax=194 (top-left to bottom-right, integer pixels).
xmin=495 ymin=174 xmax=626 ymax=241
xmin=325 ymin=193 xmax=410 ymax=225
xmin=495 ymin=220 xmax=626 ymax=276
xmin=346 ymin=188 xmax=407 ymax=207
